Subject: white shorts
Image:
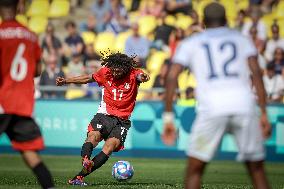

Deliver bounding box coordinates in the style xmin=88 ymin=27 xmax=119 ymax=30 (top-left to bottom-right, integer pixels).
xmin=187 ymin=114 xmax=265 ymax=162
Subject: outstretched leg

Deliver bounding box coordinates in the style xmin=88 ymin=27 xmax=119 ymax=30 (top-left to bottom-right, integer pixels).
xmin=245 ymin=161 xmax=271 ymax=189
xmin=21 ymin=151 xmax=54 ymax=189
xmin=185 ymin=156 xmax=207 ymax=189
xmin=69 ymin=137 xmax=121 ymax=185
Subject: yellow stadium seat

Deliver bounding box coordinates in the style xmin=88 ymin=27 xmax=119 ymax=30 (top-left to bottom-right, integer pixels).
xmin=122 ymin=0 xmax=132 ymax=11
xmin=178 ymin=70 xmax=190 ymax=91
xmin=261 ymin=13 xmax=275 ymax=38
xmin=275 ymin=1 xmax=284 ymax=19
xmin=146 ymin=51 xmax=169 ymax=74
xmin=26 ymin=0 xmax=49 ymax=17
xmin=65 ymin=89 xmax=85 ymax=99
xmin=175 ymin=15 xmax=193 ymax=30
xmin=138 ymin=15 xmax=157 ymax=36
xmin=279 ymin=18 xmax=284 ymax=38
xmin=219 ymin=0 xmax=237 ymax=22
xmin=48 ymin=0 xmax=70 ymax=18
xmin=81 ymin=32 xmax=96 ymax=45
xmin=94 ymin=32 xmax=115 ymax=53
xmin=16 ymin=14 xmax=28 ymax=26
xmin=195 ymin=0 xmax=213 ymax=20
xmin=165 ymin=15 xmax=176 ymax=26
xmin=237 ymin=0 xmax=249 ymax=11
xmin=128 ymin=11 xmax=139 ymax=23
xmin=28 ymin=16 xmax=48 ymax=34
xmin=114 ymin=30 xmax=132 ymax=52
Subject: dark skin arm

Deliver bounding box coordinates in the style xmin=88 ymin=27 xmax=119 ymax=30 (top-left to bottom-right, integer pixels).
xmin=56 ymin=74 xmax=94 ymax=86
xmin=248 ymin=56 xmax=271 ymax=138
xmin=162 ymin=63 xmax=183 ymax=145
xmin=35 ymin=60 xmax=42 ymax=77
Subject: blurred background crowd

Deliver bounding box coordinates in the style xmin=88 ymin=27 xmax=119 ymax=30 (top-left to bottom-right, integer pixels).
xmin=5 ymin=0 xmax=284 ymax=104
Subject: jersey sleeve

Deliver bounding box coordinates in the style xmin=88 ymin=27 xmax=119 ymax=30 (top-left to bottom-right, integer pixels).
xmin=172 ymin=39 xmax=192 ymax=67
xmin=243 ymin=37 xmax=258 ymax=58
xmin=134 ymin=69 xmax=144 ymax=76
xmin=92 ymin=67 xmax=106 ymax=86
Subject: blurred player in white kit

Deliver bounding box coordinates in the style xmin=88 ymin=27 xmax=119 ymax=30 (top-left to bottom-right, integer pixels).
xmin=162 ymin=2 xmax=271 ymax=189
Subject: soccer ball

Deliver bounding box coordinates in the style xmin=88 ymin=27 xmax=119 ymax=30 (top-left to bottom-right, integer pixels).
xmin=112 ymin=160 xmax=134 ymax=181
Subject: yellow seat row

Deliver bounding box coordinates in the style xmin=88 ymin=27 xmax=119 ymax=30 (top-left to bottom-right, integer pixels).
xmin=26 ymin=0 xmax=70 ymax=18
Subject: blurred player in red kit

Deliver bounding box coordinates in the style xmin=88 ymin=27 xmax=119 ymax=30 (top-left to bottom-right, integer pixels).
xmin=56 ymin=52 xmax=150 ymax=186
xmin=0 ymin=0 xmax=54 ymax=188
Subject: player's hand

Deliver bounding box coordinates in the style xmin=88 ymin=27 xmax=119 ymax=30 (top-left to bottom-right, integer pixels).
xmin=56 ymin=77 xmax=66 ymax=86
xmin=162 ymin=122 xmax=177 ymax=146
xmin=260 ymin=113 xmax=271 ymax=139
xmin=139 ymin=73 xmax=150 ymax=83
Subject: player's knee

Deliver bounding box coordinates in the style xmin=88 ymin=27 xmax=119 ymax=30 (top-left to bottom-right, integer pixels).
xmin=86 ymin=131 xmax=101 ymax=144
xmin=103 ymin=138 xmax=120 ymax=155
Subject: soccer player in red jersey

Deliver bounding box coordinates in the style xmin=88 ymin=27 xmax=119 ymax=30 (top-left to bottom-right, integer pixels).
xmin=0 ymin=0 xmax=55 ymax=189
xmin=56 ymin=52 xmax=150 ymax=186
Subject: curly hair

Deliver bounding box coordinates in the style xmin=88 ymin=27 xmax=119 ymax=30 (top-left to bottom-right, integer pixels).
xmin=100 ymin=52 xmax=139 ymax=74
xmin=0 ymin=0 xmax=19 ymax=7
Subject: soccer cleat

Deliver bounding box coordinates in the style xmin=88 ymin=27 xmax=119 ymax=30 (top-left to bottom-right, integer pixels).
xmin=82 ymin=156 xmax=94 ymax=174
xmin=68 ymin=176 xmax=88 ymax=186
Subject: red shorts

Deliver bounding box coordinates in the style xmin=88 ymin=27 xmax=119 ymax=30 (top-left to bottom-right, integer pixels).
xmin=0 ymin=114 xmax=44 ymax=151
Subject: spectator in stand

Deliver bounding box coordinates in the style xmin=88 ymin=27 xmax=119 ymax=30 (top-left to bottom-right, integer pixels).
xmin=249 ymin=24 xmax=266 ymax=70
xmin=67 ymin=53 xmax=85 ymax=78
xmin=263 ymin=63 xmax=284 ymax=103
xmin=91 ymin=0 xmax=111 ymax=32
xmin=106 ymin=0 xmax=130 ymax=35
xmin=85 ymin=60 xmax=102 ymax=99
xmin=271 ymin=47 xmax=284 ymax=75
xmin=150 ymin=63 xmax=169 ymax=100
xmin=41 ymin=23 xmax=63 ymax=62
xmin=242 ymin=6 xmax=266 ymax=41
xmin=83 ymin=43 xmax=100 ymax=65
xmin=177 ymin=87 xmax=196 ymax=107
xmin=125 ymin=23 xmax=150 ymax=68
xmin=152 ymin=11 xmax=175 ymax=50
xmin=80 ymin=14 xmax=97 ymax=33
xmin=140 ymin=0 xmax=165 ymax=18
xmin=234 ymin=9 xmax=246 ymax=32
xmin=148 ymin=63 xmax=180 ymax=100
xmin=265 ymin=22 xmax=284 ymax=62
xmin=165 ymin=0 xmax=191 ymax=15
xmin=39 ymin=54 xmax=65 ymax=98
xmin=187 ymin=9 xmax=203 ymax=36
xmin=64 ymin=20 xmax=85 ymax=60
xmin=169 ymin=27 xmax=185 ymax=59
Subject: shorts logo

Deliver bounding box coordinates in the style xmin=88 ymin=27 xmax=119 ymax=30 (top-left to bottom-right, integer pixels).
xmin=97 ymin=124 xmax=102 ymax=129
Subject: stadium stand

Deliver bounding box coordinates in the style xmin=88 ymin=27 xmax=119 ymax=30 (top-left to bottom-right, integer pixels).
xmin=11 ymin=0 xmax=282 ymax=103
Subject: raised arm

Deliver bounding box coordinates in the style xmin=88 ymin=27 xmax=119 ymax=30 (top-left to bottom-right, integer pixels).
xmin=248 ymin=56 xmax=271 ymax=138
xmin=56 ymin=74 xmax=94 ymax=86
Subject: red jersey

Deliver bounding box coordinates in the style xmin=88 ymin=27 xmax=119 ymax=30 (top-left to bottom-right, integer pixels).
xmin=92 ymin=67 xmax=144 ymax=119
xmin=0 ymin=20 xmax=41 ymax=117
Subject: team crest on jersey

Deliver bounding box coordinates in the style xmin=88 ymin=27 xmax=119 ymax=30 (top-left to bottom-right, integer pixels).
xmin=124 ymin=83 xmax=130 ymax=89
xmin=108 ymin=81 xmax=112 ymax=86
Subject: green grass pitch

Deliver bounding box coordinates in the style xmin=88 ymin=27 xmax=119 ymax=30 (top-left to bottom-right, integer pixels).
xmin=0 ymin=154 xmax=284 ymax=189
